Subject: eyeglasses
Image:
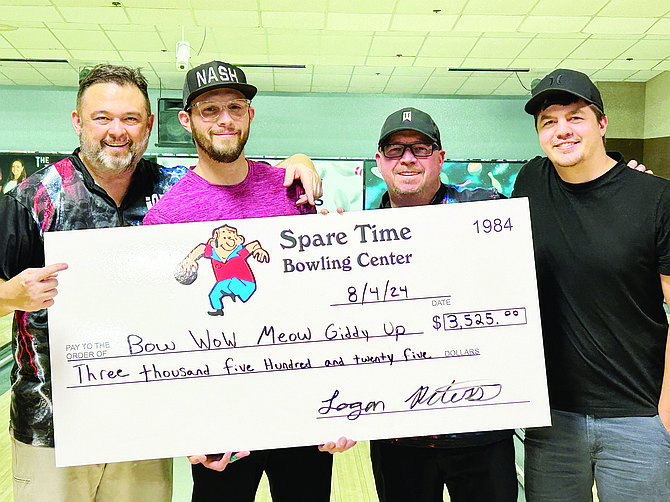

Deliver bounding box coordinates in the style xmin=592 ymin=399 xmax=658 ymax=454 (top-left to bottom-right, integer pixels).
xmin=380 ymin=143 xmax=437 ymax=159
xmin=189 ymin=99 xmax=251 ymax=122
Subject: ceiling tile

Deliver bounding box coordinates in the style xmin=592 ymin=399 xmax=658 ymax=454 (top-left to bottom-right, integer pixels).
xmin=58 ymin=6 xmax=129 ymax=24
xmin=119 ymin=51 xmax=173 ymax=63
xmin=530 ymin=0 xmax=608 ymax=16
xmin=0 ymin=5 xmax=63 ymax=22
xmin=0 ymin=0 xmax=50 ymax=5
xmin=45 ymin=22 xmax=101 ymax=30
xmin=518 ymin=16 xmax=591 ymax=33
xmin=413 ymin=56 xmax=464 ymax=67
xmin=321 ymin=35 xmax=372 ymax=56
xmin=459 ymin=57 xmax=515 ymax=68
xmin=35 ymin=66 xmax=80 ymax=85
xmin=260 ymin=0 xmax=327 ymax=12
xmin=469 ymin=37 xmax=531 ymax=58
xmin=193 ymin=10 xmax=259 ymax=27
xmin=583 ymin=17 xmax=657 ymax=34
xmin=312 ymin=65 xmax=353 ymax=74
xmin=568 ymin=38 xmax=636 ymax=59
xmin=268 ymin=34 xmax=321 ymax=55
xmin=349 ymin=74 xmax=390 ymax=87
xmin=391 ymin=65 xmax=435 ymax=76
xmin=1 ymin=27 xmax=62 ymax=49
xmin=390 ymin=14 xmax=458 ymax=31
xmin=463 ymin=0 xmax=536 ymax=15
xmin=0 ymin=72 xmax=17 ymax=84
xmin=369 ymin=35 xmax=425 ymax=57
xmin=15 ymin=48 xmax=71 ymax=59
xmin=625 ymin=69 xmax=664 ymax=80
xmin=312 ymin=73 xmax=351 ymax=87
xmin=122 ymin=0 xmax=188 ymax=7
xmin=591 ymin=68 xmax=638 ymax=80
xmin=208 ymin=33 xmax=266 ymax=56
xmin=269 ymin=54 xmax=317 ymax=65
xmin=261 ymin=11 xmax=325 ymax=29
xmin=353 ymin=66 xmax=393 ymax=75
xmin=654 ymin=60 xmax=670 ymax=70
xmin=326 ymin=13 xmax=391 ymax=31
xmin=68 ymin=49 xmax=122 ymax=62
xmin=102 ymin=24 xmax=156 ymax=32
xmin=51 ymin=29 xmax=115 ymax=51
xmin=421 ymin=75 xmax=467 ymax=93
xmin=454 ymin=15 xmax=524 ymax=32
xmin=510 ymin=57 xmax=565 ymax=69
xmin=0 ymin=0 xmax=668 ymax=91
xmin=395 ymin=0 xmax=468 ymax=15
xmin=622 ymin=39 xmax=670 ymax=59
xmin=1 ymin=65 xmax=52 ymax=84
xmin=598 ymin=0 xmax=670 ymax=17
xmin=274 ymin=71 xmax=312 ymax=86
xmin=560 ymin=59 xmax=613 ymax=71
xmin=419 ymin=36 xmax=479 ymax=57
xmin=647 ymin=18 xmax=670 ymax=35
xmin=191 ymin=0 xmax=259 ymax=9
xmin=44 ymin=0 xmax=111 ymax=4
xmin=328 ymin=0 xmax=396 ymax=13
xmin=518 ymin=38 xmax=585 ymax=59
xmin=366 ymin=56 xmax=415 ymax=66
xmin=348 ymin=86 xmax=387 ymax=93
xmin=605 ymin=59 xmax=659 ymax=70
xmin=316 ymin=54 xmax=367 ymax=65
xmin=384 ymin=75 xmax=430 ymax=91
xmin=126 ymin=8 xmax=194 ymax=26
xmin=274 ymin=84 xmax=312 ymax=92
xmin=106 ymin=30 xmax=164 ymax=52
xmin=311 ymin=85 xmax=348 ymax=92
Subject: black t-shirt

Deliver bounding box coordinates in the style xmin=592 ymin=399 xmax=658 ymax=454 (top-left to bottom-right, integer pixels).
xmin=513 ymin=155 xmax=670 ymax=417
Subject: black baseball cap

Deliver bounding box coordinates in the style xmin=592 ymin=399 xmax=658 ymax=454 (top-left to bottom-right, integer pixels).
xmin=525 ymin=69 xmax=604 ymax=116
xmin=183 ymin=60 xmax=257 ymax=110
xmin=378 ymin=107 xmax=441 ymax=149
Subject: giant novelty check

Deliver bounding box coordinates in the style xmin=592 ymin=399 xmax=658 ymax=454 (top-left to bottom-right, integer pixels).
xmin=45 ymin=197 xmax=549 ymax=467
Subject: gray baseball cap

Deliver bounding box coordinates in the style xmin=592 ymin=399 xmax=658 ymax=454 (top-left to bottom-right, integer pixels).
xmin=525 ymin=69 xmax=604 ymax=116
xmin=378 ymin=107 xmax=441 ymax=149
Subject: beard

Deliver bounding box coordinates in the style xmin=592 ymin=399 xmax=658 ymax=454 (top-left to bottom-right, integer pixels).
xmin=192 ymin=122 xmax=249 ymax=164
xmin=79 ymin=128 xmax=149 ymax=175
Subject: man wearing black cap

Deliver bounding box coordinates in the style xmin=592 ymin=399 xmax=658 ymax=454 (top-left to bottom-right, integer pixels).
xmin=514 ymin=69 xmax=670 ymax=501
xmin=144 ymin=60 xmax=354 ymax=502
xmin=369 ymin=107 xmax=517 ymax=502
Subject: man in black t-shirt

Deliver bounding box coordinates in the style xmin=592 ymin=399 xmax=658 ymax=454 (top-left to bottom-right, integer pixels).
xmin=514 ymin=69 xmax=670 ymax=501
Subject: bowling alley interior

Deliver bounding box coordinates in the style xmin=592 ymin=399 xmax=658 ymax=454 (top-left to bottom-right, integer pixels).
xmin=2 ymin=0 xmax=670 ymax=500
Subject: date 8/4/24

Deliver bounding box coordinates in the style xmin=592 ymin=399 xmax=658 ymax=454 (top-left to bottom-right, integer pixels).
xmin=473 ymin=218 xmax=513 ymax=234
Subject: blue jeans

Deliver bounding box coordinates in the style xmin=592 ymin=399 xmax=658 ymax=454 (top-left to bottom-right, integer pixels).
xmin=524 ymin=409 xmax=670 ymax=501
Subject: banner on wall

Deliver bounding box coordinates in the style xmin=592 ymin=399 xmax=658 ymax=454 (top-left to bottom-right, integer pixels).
xmin=0 ymin=153 xmax=65 ymax=195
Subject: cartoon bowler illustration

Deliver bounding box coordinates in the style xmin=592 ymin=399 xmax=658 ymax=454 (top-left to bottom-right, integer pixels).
xmin=175 ymin=224 xmax=269 ymax=316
